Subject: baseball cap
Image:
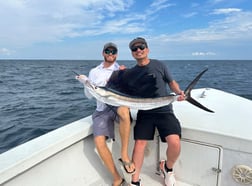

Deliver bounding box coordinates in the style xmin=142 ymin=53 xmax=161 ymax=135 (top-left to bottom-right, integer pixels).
xmin=129 ymin=37 xmax=148 ymax=49
xmin=103 ymin=42 xmax=118 ymax=51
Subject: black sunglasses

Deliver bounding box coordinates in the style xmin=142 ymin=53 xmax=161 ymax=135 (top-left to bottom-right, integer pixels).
xmin=104 ymin=49 xmax=117 ymax=55
xmin=131 ymin=44 xmax=146 ymax=52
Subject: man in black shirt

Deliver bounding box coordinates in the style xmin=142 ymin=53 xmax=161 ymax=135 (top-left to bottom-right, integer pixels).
xmin=126 ymin=37 xmax=185 ymax=186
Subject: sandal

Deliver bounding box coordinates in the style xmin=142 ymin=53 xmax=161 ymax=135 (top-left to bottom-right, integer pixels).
xmin=112 ymin=178 xmax=126 ymax=186
xmin=118 ymin=158 xmax=136 ymax=174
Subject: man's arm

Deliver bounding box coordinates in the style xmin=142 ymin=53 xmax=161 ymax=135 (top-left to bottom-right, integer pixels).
xmin=169 ymin=80 xmax=185 ymax=101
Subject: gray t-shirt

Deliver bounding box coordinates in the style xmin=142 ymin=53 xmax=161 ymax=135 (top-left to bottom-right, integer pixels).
xmin=107 ymin=59 xmax=175 ymax=113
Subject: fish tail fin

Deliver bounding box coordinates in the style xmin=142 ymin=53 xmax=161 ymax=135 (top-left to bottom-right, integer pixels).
xmin=186 ymin=95 xmax=214 ymax=113
xmin=184 ymin=68 xmax=214 ymax=113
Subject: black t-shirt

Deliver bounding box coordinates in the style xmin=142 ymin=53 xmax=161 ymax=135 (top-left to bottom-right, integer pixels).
xmin=107 ymin=59 xmax=174 ymax=113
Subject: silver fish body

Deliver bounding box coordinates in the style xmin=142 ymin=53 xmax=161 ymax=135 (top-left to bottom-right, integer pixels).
xmin=77 ymin=69 xmax=214 ymax=112
xmin=86 ymin=84 xmax=178 ymax=110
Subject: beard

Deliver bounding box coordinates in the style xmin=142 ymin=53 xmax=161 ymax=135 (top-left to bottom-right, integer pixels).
xmin=104 ymin=55 xmax=116 ymax=63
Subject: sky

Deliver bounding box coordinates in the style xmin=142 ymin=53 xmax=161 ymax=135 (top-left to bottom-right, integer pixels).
xmin=0 ymin=0 xmax=252 ymax=60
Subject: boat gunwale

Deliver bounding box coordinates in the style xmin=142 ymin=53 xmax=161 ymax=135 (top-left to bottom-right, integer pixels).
xmin=0 ymin=116 xmax=93 ymax=184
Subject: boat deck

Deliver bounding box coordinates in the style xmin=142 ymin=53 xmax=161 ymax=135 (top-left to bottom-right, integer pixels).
xmin=121 ymin=169 xmax=193 ymax=186
xmin=110 ymin=125 xmax=194 ymax=186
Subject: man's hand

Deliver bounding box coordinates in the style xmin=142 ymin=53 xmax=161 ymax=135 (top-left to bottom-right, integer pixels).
xmin=177 ymin=91 xmax=186 ymax=101
xmin=119 ymin=65 xmax=126 ymax=70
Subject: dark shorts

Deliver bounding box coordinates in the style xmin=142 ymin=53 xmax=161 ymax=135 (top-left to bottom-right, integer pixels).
xmin=92 ymin=106 xmax=119 ymax=139
xmin=134 ymin=112 xmax=181 ymax=142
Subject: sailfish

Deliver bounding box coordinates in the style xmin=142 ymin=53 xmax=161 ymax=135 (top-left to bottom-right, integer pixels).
xmin=76 ymin=68 xmax=214 ymax=113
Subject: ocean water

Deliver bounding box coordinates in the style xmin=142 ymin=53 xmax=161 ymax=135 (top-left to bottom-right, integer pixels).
xmin=0 ymin=60 xmax=252 ymax=154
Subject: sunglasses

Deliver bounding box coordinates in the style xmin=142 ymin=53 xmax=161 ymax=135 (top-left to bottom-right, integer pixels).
xmin=104 ymin=49 xmax=117 ymax=55
xmin=131 ymin=44 xmax=146 ymax=52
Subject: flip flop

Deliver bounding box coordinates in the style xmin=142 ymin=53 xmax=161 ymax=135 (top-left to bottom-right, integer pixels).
xmin=112 ymin=178 xmax=126 ymax=186
xmin=118 ymin=158 xmax=136 ymax=174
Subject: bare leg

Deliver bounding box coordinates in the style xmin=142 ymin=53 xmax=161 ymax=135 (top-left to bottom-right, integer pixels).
xmin=165 ymin=134 xmax=181 ymax=169
xmin=117 ymin=106 xmax=135 ymax=172
xmin=131 ymin=140 xmax=147 ymax=182
xmin=94 ymin=136 xmax=122 ymax=186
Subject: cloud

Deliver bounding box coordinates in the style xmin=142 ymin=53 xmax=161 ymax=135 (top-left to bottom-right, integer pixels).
xmin=76 ymin=16 xmax=146 ymax=36
xmin=211 ymin=0 xmax=225 ymax=4
xmin=0 ymin=0 xmax=251 ymax=59
xmin=192 ymin=52 xmax=216 ymax=56
xmin=0 ymin=0 xmax=134 ymax=45
xmin=0 ymin=48 xmax=14 ymax=56
xmin=150 ymin=0 xmax=175 ymax=10
xmin=153 ymin=11 xmax=252 ymax=42
xmin=75 ymin=0 xmax=176 ymax=37
xmin=148 ymin=0 xmax=175 ymax=15
xmin=212 ymin=8 xmax=242 ymax=15
xmin=182 ymin=12 xmax=198 ymax=18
